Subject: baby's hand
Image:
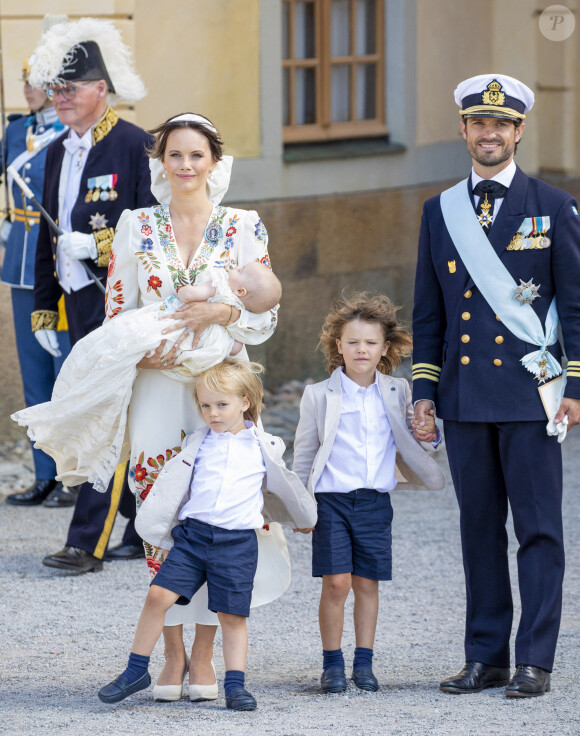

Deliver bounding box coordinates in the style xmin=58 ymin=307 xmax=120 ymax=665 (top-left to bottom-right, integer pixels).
xmin=293 ymin=527 xmax=315 ymax=534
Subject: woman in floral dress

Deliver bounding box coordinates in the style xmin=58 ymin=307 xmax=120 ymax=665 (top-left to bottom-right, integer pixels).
xmin=105 ymin=113 xmax=289 ymax=699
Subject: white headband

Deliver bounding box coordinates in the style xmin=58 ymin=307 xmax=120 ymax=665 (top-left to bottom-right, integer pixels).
xmin=149 ymin=114 xmax=233 ymax=205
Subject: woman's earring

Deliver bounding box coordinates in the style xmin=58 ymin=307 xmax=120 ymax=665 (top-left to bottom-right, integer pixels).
xmin=162 ymin=170 xmax=167 ymax=179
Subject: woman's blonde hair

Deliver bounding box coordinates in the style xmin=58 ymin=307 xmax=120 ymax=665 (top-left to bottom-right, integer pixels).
xmin=194 ymin=358 xmax=264 ymax=425
xmin=319 ymin=291 xmax=413 ymax=376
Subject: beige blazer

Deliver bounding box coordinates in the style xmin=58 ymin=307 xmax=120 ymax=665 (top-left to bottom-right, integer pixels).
xmin=135 ymin=426 xmax=318 ymax=550
xmin=293 ymin=369 xmax=446 ymax=493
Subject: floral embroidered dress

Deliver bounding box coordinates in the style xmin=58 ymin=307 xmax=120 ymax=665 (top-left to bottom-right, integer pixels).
xmin=106 ymin=203 xmax=290 ymax=626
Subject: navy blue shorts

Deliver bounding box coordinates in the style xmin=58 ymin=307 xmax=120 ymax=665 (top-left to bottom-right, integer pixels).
xmin=152 ymin=518 xmax=258 ymax=617
xmin=312 ymin=489 xmax=393 ymax=580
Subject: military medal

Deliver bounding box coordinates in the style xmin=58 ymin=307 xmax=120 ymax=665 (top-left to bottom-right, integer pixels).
xmin=536 ymin=356 xmax=549 ymax=384
xmin=92 ymin=189 xmax=101 ymax=202
xmin=477 ymin=193 xmax=493 ymax=227
xmin=513 ymin=278 xmax=540 ymax=305
xmin=539 ymin=236 xmax=551 ymax=248
xmin=85 ymin=190 xmax=93 ymax=203
xmin=109 ymin=189 xmax=118 ymax=201
xmin=89 ymin=212 xmax=109 ymax=230
xmin=100 ymin=190 xmax=110 ymax=201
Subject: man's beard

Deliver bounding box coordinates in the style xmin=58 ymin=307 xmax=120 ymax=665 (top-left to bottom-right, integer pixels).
xmin=468 ymin=139 xmax=515 ymax=168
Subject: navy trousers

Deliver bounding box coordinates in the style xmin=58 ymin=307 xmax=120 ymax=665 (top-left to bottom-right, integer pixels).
xmin=444 ymin=420 xmax=564 ymax=672
xmin=62 ymin=282 xmax=139 ymax=557
xmin=11 ymin=288 xmax=70 ymax=479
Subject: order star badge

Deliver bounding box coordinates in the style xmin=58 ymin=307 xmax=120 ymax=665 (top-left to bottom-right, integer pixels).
xmin=513 ymin=278 xmax=541 ymax=305
xmin=89 ymin=212 xmax=109 ymax=230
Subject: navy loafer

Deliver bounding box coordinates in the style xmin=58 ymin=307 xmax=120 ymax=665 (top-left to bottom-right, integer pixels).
xmin=98 ymin=672 xmax=151 ymax=703
xmin=225 ymin=686 xmax=257 ymax=711
xmin=321 ymin=666 xmax=347 ymax=693
xmin=352 ymin=666 xmax=379 ymax=692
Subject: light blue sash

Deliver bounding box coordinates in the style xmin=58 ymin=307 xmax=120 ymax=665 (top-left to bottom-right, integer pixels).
xmin=440 ymin=179 xmax=561 ymax=380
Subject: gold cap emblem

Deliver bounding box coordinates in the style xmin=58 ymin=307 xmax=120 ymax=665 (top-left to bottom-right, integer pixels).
xmin=482 ymin=80 xmax=505 ymax=107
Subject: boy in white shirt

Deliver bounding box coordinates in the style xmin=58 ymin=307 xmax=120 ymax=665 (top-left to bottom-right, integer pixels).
xmin=98 ymin=358 xmax=316 ymax=710
xmin=293 ymin=292 xmax=445 ymax=694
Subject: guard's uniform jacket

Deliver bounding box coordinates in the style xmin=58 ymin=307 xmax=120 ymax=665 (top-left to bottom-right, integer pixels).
xmin=32 ymin=107 xmax=156 ymax=336
xmin=412 ymin=165 xmax=580 ymax=420
xmin=1 ymin=111 xmax=65 ymax=287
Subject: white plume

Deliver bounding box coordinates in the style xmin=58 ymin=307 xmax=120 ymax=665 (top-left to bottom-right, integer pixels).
xmin=28 ymin=17 xmax=146 ymax=103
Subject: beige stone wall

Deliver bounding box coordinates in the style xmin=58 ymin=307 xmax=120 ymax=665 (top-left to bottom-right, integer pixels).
xmin=132 ymin=0 xmax=261 ymax=158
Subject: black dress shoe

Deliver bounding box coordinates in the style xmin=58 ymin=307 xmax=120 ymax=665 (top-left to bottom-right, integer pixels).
xmin=98 ymin=672 xmax=151 ymax=704
xmin=43 ymin=483 xmax=78 ymax=508
xmin=6 ymin=479 xmax=57 ymax=506
xmin=440 ymin=661 xmax=511 ymax=694
xmin=321 ymin=666 xmax=347 ymax=693
xmin=104 ymin=543 xmax=145 ymax=561
xmin=505 ymin=664 xmax=551 ymax=698
xmin=225 ymin=686 xmax=257 ymax=711
xmin=352 ymin=667 xmax=379 ymax=692
xmin=42 ymin=546 xmax=103 ymax=574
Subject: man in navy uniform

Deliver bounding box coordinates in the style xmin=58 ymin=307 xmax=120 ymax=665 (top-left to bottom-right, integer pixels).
xmin=2 ymin=58 xmax=71 ymax=507
xmin=412 ymin=74 xmax=580 ymax=697
xmin=28 ymin=18 xmax=157 ymax=573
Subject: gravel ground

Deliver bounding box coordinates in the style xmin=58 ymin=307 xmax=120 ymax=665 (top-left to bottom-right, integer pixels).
xmin=1 ymin=424 xmax=579 ymax=736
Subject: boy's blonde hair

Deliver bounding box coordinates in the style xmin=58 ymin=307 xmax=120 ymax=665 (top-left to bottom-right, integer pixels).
xmin=194 ymin=358 xmax=264 ymax=425
xmin=319 ymin=291 xmax=413 ymax=376
xmin=238 ymin=261 xmax=282 ymax=313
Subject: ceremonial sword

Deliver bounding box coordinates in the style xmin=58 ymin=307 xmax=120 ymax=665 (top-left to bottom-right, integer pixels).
xmin=7 ymin=164 xmax=106 ymax=294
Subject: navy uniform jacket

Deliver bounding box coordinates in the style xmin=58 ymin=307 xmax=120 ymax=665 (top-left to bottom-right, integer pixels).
xmin=33 ymin=108 xmax=156 ymax=323
xmin=412 ymin=166 xmax=580 ymax=422
xmin=1 ymin=111 xmax=64 ymax=288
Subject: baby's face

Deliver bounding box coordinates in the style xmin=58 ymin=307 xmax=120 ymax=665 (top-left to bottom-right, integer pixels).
xmin=227 ymin=265 xmax=246 ymax=293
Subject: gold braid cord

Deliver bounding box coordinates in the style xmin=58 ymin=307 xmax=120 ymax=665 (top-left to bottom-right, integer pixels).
xmin=31 ymin=310 xmax=59 ymax=332
xmin=92 ymin=107 xmax=119 ymax=146
xmin=94 ymin=227 xmax=115 ymax=267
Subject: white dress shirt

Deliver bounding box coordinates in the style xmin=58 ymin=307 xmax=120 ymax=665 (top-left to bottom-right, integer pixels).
xmin=316 ymin=370 xmax=397 ymax=494
xmin=471 ymin=158 xmax=516 ymax=218
xmin=56 ymin=128 xmax=93 ymax=293
xmin=179 ymin=422 xmax=266 ymax=530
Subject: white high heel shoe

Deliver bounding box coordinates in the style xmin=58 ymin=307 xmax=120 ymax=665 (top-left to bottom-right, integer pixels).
xmin=152 ymin=658 xmax=189 ymax=701
xmin=189 ymin=661 xmax=218 ymax=701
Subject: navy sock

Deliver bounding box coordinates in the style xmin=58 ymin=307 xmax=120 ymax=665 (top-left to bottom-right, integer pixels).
xmin=323 ymin=648 xmax=345 ymax=671
xmin=224 ymin=670 xmax=245 ymax=696
xmin=353 ymin=647 xmax=374 ymax=671
xmin=121 ymin=652 xmax=150 ymax=683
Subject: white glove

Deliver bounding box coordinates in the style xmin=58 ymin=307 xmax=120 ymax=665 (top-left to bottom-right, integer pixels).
xmin=58 ymin=231 xmax=97 ymax=261
xmin=0 ymin=218 xmax=12 ymax=246
xmin=546 ymin=414 xmax=568 ymax=443
xmin=35 ymin=328 xmax=62 ymax=358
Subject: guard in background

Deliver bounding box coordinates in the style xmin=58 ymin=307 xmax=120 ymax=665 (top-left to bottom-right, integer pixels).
xmin=412 ymin=74 xmax=580 ymax=697
xmin=28 ymin=18 xmax=157 ymax=573
xmin=2 ymin=58 xmax=72 ymax=508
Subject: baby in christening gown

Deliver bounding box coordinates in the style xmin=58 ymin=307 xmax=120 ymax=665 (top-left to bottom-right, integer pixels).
xmin=12 ymin=262 xmax=281 ymax=492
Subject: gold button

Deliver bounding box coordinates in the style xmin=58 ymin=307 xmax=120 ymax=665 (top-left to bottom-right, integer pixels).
xmin=461 ymin=356 xmax=470 ymax=365
xmin=496 ymin=315 xmax=501 ymax=322
xmin=495 ymin=336 xmax=504 ymax=344
xmin=462 ymin=312 xmax=471 ymax=321
xmin=464 ymin=290 xmax=472 ymax=298
xmin=53 ymin=236 xmax=57 ymax=244
xmin=461 ymin=334 xmax=470 ymax=343
xmin=494 ymin=359 xmax=502 ymax=366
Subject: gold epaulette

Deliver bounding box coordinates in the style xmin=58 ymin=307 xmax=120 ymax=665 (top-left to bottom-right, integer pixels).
xmin=31 ymin=309 xmax=59 ymax=332
xmin=92 ymin=107 xmax=119 ymax=146
xmin=412 ymin=363 xmax=442 ymax=383
xmin=567 ymin=361 xmax=580 ymax=379
xmin=94 ymin=227 xmax=115 ymax=267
